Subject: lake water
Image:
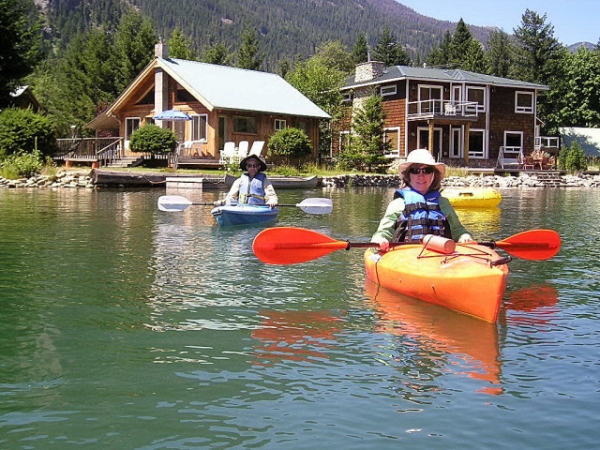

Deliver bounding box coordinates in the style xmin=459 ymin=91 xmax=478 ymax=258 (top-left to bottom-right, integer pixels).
xmin=0 ymin=184 xmax=598 ymax=449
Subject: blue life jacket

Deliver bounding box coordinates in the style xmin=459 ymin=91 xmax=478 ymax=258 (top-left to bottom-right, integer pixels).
xmin=239 ymin=173 xmax=267 ymax=205
xmin=392 ymin=188 xmax=450 ymax=243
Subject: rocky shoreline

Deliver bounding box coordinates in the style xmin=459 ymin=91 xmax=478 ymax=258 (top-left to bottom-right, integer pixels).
xmin=2 ymin=169 xmax=600 ymax=189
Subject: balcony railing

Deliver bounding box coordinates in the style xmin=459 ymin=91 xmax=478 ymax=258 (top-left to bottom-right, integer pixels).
xmin=407 ymin=99 xmax=480 ymax=120
xmin=534 ymin=136 xmax=560 ymax=151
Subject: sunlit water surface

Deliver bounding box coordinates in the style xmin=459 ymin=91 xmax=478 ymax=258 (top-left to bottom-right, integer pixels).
xmin=0 ymin=186 xmax=598 ymax=449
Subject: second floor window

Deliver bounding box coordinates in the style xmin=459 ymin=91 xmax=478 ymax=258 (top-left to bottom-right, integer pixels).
xmin=466 ymin=86 xmax=486 ymax=112
xmin=515 ymin=91 xmax=534 ymax=113
xmin=380 ymin=85 xmax=397 ymax=97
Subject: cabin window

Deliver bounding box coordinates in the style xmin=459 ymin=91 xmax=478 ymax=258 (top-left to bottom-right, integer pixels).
xmin=125 ymin=117 xmax=140 ymax=139
xmin=176 ymin=89 xmax=195 ymax=103
xmin=466 ymin=86 xmax=486 ymax=112
xmin=504 ymin=131 xmax=523 ymax=156
xmin=515 ymin=91 xmax=534 ymax=113
xmin=467 ymin=129 xmax=486 ymax=158
xmin=233 ymin=116 xmax=257 ymax=134
xmin=383 ymin=127 xmax=401 ymax=157
xmin=274 ymin=119 xmax=286 ymax=131
xmin=192 ymin=114 xmax=208 ymax=141
xmin=380 ymin=85 xmax=397 ymax=97
xmin=342 ymin=92 xmax=352 ymax=103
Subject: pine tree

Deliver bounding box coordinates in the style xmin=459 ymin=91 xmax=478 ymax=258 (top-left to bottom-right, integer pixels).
xmin=372 ymin=27 xmax=410 ymax=66
xmin=236 ymin=27 xmax=264 ymax=70
xmin=202 ymin=40 xmax=232 ymax=66
xmin=168 ymin=26 xmax=198 ymax=60
xmin=114 ymin=11 xmax=158 ymax=91
xmin=485 ymin=30 xmax=513 ymax=77
xmin=352 ymin=32 xmax=369 ymax=65
xmin=426 ymin=30 xmax=452 ymax=68
xmin=0 ymin=0 xmax=44 ymax=108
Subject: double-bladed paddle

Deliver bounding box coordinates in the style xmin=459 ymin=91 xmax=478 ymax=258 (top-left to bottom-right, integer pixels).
xmin=157 ymin=195 xmax=333 ymax=215
xmin=252 ymin=227 xmax=561 ymax=265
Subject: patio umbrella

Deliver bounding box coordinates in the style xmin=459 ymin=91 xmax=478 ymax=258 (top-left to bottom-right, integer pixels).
xmin=153 ymin=109 xmax=192 ymax=121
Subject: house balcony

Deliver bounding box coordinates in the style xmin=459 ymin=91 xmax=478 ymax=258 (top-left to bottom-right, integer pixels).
xmin=535 ymin=136 xmax=560 ymax=154
xmin=406 ymin=99 xmax=480 ymax=122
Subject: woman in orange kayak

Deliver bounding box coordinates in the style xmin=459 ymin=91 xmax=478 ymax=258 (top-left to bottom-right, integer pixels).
xmin=371 ymin=149 xmax=473 ymax=251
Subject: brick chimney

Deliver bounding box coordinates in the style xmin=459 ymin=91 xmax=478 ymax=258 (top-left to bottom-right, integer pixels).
xmin=355 ymin=61 xmax=385 ymax=83
xmin=155 ymin=41 xmax=169 ymax=59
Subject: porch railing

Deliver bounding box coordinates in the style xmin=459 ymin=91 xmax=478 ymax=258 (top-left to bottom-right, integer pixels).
xmin=55 ymin=137 xmax=124 ymax=166
xmin=407 ymin=100 xmax=479 ymax=120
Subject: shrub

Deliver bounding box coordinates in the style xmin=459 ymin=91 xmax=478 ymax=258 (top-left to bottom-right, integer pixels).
xmin=0 ymin=150 xmax=47 ymax=178
xmin=564 ymin=142 xmax=588 ymax=174
xmin=0 ymin=107 xmax=58 ymax=159
xmin=129 ymin=124 xmax=177 ymax=154
xmin=268 ymin=128 xmax=312 ymax=167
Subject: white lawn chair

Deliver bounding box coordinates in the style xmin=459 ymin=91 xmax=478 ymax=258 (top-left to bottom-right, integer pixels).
xmin=219 ymin=142 xmax=237 ymax=164
xmin=249 ymin=140 xmax=265 ymax=157
xmin=237 ymin=141 xmax=249 ymax=158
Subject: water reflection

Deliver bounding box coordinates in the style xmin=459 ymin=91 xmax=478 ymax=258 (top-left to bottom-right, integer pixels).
xmin=364 ymin=279 xmax=502 ymax=395
xmin=251 ymin=310 xmax=343 ymax=364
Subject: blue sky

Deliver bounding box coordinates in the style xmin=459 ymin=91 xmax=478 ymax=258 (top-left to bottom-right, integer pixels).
xmin=397 ymin=0 xmax=600 ymax=45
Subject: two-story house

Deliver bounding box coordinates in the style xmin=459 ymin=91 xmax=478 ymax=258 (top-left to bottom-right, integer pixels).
xmin=335 ymin=61 xmax=552 ymax=169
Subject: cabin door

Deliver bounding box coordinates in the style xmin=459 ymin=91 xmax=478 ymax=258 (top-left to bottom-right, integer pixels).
xmin=450 ymin=127 xmax=463 ymax=158
xmin=417 ymin=127 xmax=442 ymax=161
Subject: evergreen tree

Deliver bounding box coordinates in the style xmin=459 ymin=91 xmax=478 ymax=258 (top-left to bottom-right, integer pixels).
xmin=114 ymin=11 xmax=158 ymax=91
xmin=372 ymin=27 xmax=410 ymax=66
xmin=462 ymin=39 xmax=486 ymax=73
xmin=352 ymin=32 xmax=369 ymax=65
xmin=168 ymin=26 xmax=198 ymax=60
xmin=340 ymin=94 xmax=389 ymax=172
xmin=236 ymin=27 xmax=264 ymax=70
xmin=511 ymin=9 xmax=565 ymax=133
xmin=449 ymin=19 xmax=474 ymax=68
xmin=202 ymin=41 xmax=232 ymax=66
xmin=485 ymin=30 xmax=513 ymax=77
xmin=0 ymin=0 xmax=44 ymax=108
xmin=426 ymin=30 xmax=452 ymax=68
xmin=511 ymin=9 xmax=562 ymax=84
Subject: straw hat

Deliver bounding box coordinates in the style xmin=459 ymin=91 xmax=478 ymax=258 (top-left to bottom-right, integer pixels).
xmin=398 ymin=149 xmax=446 ymax=179
xmin=240 ymin=154 xmax=267 ymax=172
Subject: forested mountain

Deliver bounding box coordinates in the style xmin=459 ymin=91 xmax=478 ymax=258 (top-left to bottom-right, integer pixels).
xmin=42 ymin=0 xmax=494 ymax=70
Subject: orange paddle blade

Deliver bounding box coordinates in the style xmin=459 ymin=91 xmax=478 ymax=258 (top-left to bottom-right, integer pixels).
xmin=495 ymin=229 xmax=561 ymax=260
xmin=253 ymin=227 xmax=350 ymax=265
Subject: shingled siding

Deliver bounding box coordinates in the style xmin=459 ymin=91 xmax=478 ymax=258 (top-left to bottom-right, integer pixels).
xmin=489 ymin=87 xmax=537 ymax=158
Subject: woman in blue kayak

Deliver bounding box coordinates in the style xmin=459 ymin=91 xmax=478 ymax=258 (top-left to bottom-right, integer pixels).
xmin=216 ymin=154 xmax=278 ymax=208
xmin=371 ymin=149 xmax=473 ymax=251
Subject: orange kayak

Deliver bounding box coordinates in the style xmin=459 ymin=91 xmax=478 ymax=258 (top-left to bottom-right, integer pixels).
xmin=364 ymin=242 xmax=510 ymax=322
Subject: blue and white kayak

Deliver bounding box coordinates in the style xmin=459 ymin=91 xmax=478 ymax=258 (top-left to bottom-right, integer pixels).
xmin=210 ymin=204 xmax=280 ymax=227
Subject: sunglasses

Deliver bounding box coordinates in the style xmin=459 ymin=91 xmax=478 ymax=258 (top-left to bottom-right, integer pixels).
xmin=246 ymin=164 xmax=260 ymax=168
xmin=409 ymin=166 xmax=435 ymax=175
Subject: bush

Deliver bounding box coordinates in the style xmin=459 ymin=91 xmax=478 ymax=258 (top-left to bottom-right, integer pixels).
xmin=0 ymin=108 xmax=58 ymax=159
xmin=565 ymin=142 xmax=587 ymax=173
xmin=129 ymin=125 xmax=177 ymax=154
xmin=0 ymin=150 xmax=48 ymax=179
xmin=268 ymin=128 xmax=313 ymax=167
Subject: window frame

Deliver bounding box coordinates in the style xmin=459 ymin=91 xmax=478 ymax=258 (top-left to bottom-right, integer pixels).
xmin=191 ymin=114 xmax=208 ymax=141
xmin=515 ymin=91 xmax=534 ymax=114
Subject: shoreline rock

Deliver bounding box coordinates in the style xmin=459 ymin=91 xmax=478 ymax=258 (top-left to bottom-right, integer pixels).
xmin=2 ymin=170 xmax=600 ymax=189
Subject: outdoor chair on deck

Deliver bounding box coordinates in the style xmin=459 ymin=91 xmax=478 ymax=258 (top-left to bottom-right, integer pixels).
xmin=523 ymin=156 xmax=535 ymax=170
xmin=237 ymin=141 xmax=249 ymax=158
xmin=219 ymin=142 xmax=237 ymax=164
xmin=249 ymin=140 xmax=265 ymax=157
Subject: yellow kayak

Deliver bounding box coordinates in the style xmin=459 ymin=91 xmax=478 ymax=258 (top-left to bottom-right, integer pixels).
xmin=442 ymin=187 xmax=502 ymax=208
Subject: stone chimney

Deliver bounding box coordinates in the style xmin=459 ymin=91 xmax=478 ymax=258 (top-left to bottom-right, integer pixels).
xmin=155 ymin=41 xmax=169 ymax=59
xmin=154 ymin=41 xmax=169 ymax=118
xmin=354 ymin=61 xmax=385 ymax=83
